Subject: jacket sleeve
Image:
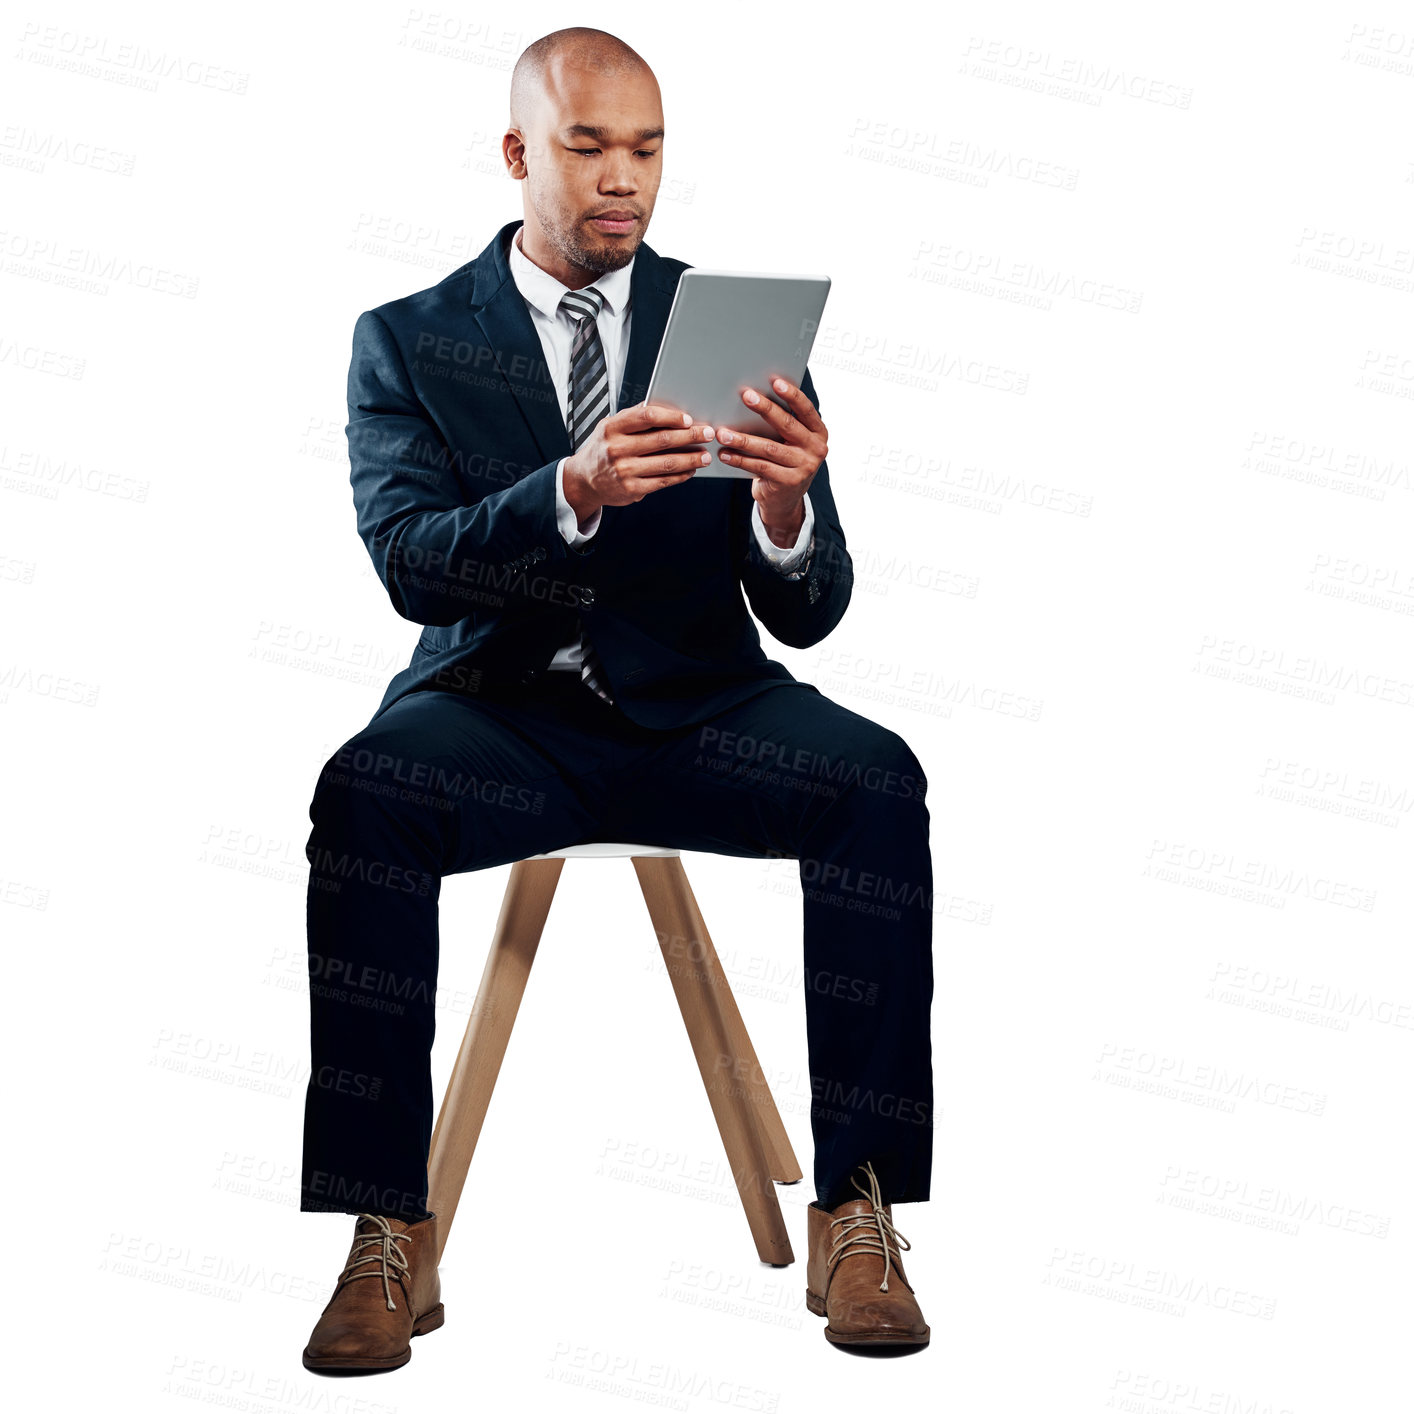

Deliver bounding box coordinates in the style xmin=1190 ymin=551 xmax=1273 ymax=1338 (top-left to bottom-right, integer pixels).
xmin=345 ymin=309 xmax=567 ymax=627
xmin=733 ymin=365 xmax=853 ymax=648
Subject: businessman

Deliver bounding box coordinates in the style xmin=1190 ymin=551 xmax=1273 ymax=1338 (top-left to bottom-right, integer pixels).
xmin=300 ymin=27 xmax=934 ymax=1370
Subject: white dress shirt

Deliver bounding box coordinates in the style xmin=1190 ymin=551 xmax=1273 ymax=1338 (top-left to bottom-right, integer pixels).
xmin=506 ymin=224 xmax=815 ymax=675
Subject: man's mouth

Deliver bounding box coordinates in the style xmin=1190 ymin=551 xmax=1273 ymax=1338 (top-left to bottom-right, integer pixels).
xmin=590 ymin=212 xmax=637 ymax=234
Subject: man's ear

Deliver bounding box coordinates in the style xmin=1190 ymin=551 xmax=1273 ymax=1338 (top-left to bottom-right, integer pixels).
xmin=504 ymin=129 xmax=527 ymax=178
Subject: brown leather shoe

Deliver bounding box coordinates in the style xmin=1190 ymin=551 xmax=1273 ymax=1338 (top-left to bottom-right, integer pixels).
xmin=805 ymin=1162 xmax=929 ymax=1347
xmin=303 ymin=1211 xmax=444 ymax=1372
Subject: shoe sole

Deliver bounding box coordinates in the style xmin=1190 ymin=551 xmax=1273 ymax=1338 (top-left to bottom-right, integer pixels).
xmin=805 ymin=1288 xmax=930 ymax=1346
xmin=302 ymin=1303 xmax=446 ymax=1371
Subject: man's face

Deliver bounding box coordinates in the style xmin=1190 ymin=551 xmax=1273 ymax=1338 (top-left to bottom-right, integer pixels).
xmin=508 ymin=60 xmax=664 ymax=278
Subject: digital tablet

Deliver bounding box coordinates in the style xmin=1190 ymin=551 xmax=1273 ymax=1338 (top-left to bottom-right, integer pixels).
xmin=643 ymin=269 xmax=831 ymax=478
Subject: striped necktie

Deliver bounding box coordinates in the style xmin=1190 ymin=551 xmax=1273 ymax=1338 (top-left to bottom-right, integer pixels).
xmin=561 ymin=286 xmax=615 ymax=704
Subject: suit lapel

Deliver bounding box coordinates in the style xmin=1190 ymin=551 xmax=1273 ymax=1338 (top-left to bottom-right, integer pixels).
xmin=470 ymin=221 xmax=570 ymax=467
xmin=618 ymin=242 xmax=677 ymax=410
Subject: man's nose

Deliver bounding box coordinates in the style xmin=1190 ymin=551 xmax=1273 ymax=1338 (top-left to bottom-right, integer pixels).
xmin=601 ymin=162 xmax=637 ymax=191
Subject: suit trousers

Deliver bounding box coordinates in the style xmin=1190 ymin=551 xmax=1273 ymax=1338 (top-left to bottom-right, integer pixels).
xmin=299 ymin=669 xmax=934 ymax=1220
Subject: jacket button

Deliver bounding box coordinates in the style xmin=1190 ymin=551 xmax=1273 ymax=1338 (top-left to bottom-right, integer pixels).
xmin=520 ymin=667 xmax=540 ymax=682
xmin=533 ymin=546 xmax=547 ymax=561
xmin=579 ymin=587 xmax=596 ymax=609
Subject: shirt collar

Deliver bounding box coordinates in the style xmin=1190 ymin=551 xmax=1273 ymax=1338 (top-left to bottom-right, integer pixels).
xmin=509 ymin=222 xmax=633 ymax=322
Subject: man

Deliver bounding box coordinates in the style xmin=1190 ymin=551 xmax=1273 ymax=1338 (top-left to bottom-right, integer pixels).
xmin=300 ymin=26 xmax=934 ymax=1370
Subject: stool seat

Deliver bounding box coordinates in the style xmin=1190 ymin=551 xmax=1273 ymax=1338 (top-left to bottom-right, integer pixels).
xmin=426 ymin=848 xmax=802 ymax=1266
xmin=525 ymin=841 xmax=679 ymax=860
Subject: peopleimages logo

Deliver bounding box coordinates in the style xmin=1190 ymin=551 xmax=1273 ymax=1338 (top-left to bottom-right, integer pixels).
xmin=695 ymin=726 xmax=928 ymax=800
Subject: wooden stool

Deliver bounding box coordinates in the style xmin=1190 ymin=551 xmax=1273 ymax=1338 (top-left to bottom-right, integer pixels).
xmin=426 ymin=843 xmax=803 ymax=1266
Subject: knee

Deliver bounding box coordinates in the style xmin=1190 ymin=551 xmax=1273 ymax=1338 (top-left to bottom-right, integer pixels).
xmin=308 ymin=728 xmax=462 ymax=859
xmin=309 ymin=739 xmax=355 ymax=813
xmin=307 ymin=735 xmax=393 ymax=840
xmin=860 ymin=727 xmax=929 ymax=809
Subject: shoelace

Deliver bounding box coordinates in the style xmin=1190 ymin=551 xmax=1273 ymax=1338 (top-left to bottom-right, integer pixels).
xmin=826 ymin=1161 xmax=912 ymax=1293
xmin=337 ymin=1213 xmax=413 ymax=1311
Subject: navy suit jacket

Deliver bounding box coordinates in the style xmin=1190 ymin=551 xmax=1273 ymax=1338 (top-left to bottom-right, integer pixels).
xmin=345 ymin=218 xmax=854 ymax=731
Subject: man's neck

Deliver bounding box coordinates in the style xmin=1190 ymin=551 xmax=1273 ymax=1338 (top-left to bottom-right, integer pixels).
xmin=515 ymin=224 xmax=604 ymax=292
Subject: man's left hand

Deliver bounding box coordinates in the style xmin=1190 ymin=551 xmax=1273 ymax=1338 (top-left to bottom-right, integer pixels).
xmin=716 ymin=378 xmax=828 ymax=549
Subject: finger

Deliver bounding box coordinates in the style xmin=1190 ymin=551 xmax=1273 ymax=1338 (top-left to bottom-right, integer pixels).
xmin=617 ymin=450 xmax=714 ymax=480
xmin=739 ymin=384 xmax=811 ymax=443
xmin=716 ymin=426 xmax=801 ymax=463
xmin=626 ymin=422 xmax=715 ymax=450
xmin=617 ymin=401 xmax=698 ymax=432
xmin=718 ymin=449 xmax=797 ymax=483
xmin=627 ymin=469 xmax=701 ymax=496
xmin=761 ymin=377 xmax=826 ymax=435
xmin=647 ymin=470 xmax=700 ymax=489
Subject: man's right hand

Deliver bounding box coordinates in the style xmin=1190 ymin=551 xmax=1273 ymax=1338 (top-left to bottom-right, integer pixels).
xmin=563 ymin=402 xmax=715 ymax=525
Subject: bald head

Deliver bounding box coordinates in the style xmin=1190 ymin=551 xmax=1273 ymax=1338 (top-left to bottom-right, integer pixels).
xmin=504 ymin=27 xmax=664 ymax=288
xmin=510 ymin=28 xmax=653 ymax=133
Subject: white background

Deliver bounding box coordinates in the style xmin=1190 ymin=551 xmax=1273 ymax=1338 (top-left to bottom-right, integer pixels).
xmin=5 ymin=2 xmax=1410 ymax=1409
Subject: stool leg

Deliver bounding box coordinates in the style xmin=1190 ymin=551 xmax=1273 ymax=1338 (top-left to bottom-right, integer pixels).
xmin=632 ymin=855 xmax=794 ymax=1266
xmin=427 ymin=856 xmax=564 ymax=1263
xmin=672 ymin=864 xmax=803 ymax=1185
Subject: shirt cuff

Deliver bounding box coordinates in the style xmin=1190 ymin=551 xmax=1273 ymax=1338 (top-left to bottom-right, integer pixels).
xmin=751 ymin=493 xmax=814 ymax=573
xmin=556 ymin=457 xmax=601 ymax=545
